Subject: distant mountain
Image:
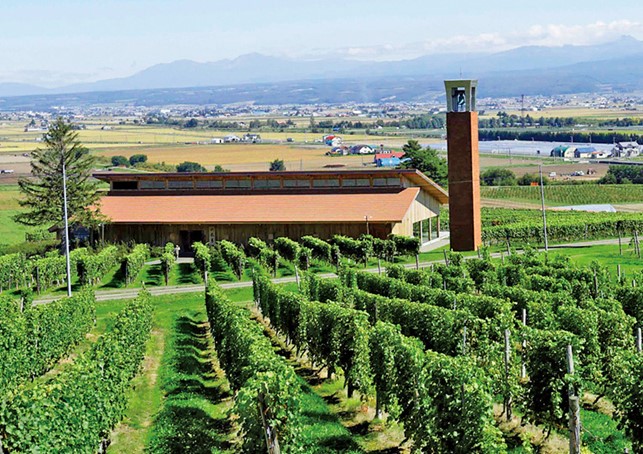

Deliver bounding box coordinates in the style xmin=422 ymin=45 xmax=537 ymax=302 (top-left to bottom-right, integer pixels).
xmin=0 ymin=36 xmax=642 ymax=108
xmin=0 ymin=82 xmax=48 ymax=97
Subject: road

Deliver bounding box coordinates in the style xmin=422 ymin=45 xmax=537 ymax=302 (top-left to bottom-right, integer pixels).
xmin=32 ymin=237 xmax=630 ymax=305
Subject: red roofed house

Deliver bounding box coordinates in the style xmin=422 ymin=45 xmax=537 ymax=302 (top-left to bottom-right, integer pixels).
xmin=94 ymin=169 xmax=447 ymax=253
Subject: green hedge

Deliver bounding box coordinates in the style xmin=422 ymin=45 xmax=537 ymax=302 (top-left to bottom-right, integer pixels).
xmin=205 ymin=282 xmax=303 ymax=452
xmin=77 ymin=245 xmax=118 ymax=286
xmin=122 ymin=244 xmax=150 ymax=285
xmin=0 ymin=289 xmax=96 ymax=396
xmin=0 ymin=290 xmax=151 ymax=452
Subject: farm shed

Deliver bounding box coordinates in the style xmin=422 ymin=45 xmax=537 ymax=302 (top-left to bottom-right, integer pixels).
xmin=94 ymin=169 xmax=448 ymax=253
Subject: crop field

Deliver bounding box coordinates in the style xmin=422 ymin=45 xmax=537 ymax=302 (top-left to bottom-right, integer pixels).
xmin=481 ymin=184 xmax=643 ymax=207
xmin=94 ymin=143 xmax=375 ymax=171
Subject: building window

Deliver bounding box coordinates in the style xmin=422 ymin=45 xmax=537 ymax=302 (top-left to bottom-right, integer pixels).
xmin=387 ymin=177 xmax=401 ymax=186
xmin=196 ymin=180 xmax=223 ymax=189
xmin=225 ymin=179 xmax=251 ymax=189
xmin=373 ymin=178 xmax=387 ymax=186
xmin=313 ymin=179 xmax=340 ymax=187
xmin=168 ymin=180 xmax=194 ymax=189
xmin=254 ymin=179 xmax=281 ymax=189
xmin=342 ymin=178 xmax=370 ymax=187
xmin=139 ymin=180 xmax=166 ymax=190
xmin=112 ymin=181 xmax=137 ymax=190
xmin=283 ymin=179 xmax=310 ymax=188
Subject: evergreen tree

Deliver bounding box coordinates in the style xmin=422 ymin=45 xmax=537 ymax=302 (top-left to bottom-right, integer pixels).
xmin=15 ymin=118 xmax=102 ymax=228
xmin=401 ymin=140 xmax=448 ymax=186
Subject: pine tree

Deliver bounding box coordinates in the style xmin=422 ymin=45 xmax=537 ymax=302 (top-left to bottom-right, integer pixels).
xmin=15 ymin=118 xmax=102 ymax=228
xmin=401 ymin=140 xmax=448 ymax=187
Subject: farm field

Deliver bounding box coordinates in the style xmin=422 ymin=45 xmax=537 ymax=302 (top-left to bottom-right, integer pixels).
xmin=94 ymin=143 xmax=374 ymax=171
xmin=481 ymin=184 xmax=643 ymax=207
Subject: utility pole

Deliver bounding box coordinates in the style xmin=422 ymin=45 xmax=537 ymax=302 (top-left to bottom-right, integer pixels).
xmin=539 ymin=165 xmax=549 ymax=252
xmin=62 ymin=155 xmax=72 ymax=297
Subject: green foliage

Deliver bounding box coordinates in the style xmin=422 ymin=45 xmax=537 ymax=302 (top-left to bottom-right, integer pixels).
xmin=599 ymin=165 xmax=643 ymax=184
xmin=388 ymin=234 xmax=420 ymax=257
xmin=480 ymin=168 xmax=517 ymax=186
xmin=0 ymin=291 xmax=152 ymax=452
xmin=253 ymin=275 xmax=372 ymax=397
xmin=129 ymin=153 xmax=148 ymax=166
xmin=517 ymin=173 xmax=548 ymax=186
xmin=612 ymin=352 xmax=643 ymax=452
xmin=0 ymin=253 xmax=28 ymax=292
xmin=274 ymin=237 xmax=300 ymax=263
xmin=246 ymin=237 xmax=269 ymax=258
xmin=218 ymin=240 xmax=246 ymax=280
xmin=369 ymin=322 xmax=506 ymax=453
xmin=24 ymin=229 xmax=54 ymax=242
xmin=481 ymin=208 xmax=643 ymax=245
xmin=122 ymin=243 xmax=150 ymax=285
xmin=77 ymin=245 xmax=118 ymax=286
xmin=521 ymin=328 xmax=582 ymax=432
xmin=300 ymin=236 xmax=332 ymax=262
xmin=400 ymin=140 xmax=448 ymax=187
xmin=205 ymin=283 xmax=303 ymax=452
xmin=269 ymin=159 xmax=286 ymax=171
xmin=330 ymin=235 xmax=372 ymax=265
xmin=15 ymin=118 xmax=102 ymax=228
xmin=159 ymin=243 xmax=176 ymax=286
xmin=192 ymin=241 xmax=211 ymax=278
xmin=372 ymin=237 xmax=396 ymax=262
xmin=110 ymin=155 xmax=129 ymax=167
xmin=176 ymin=161 xmax=207 ymax=172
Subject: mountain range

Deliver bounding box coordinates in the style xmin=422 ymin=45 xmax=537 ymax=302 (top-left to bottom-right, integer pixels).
xmin=0 ymin=36 xmax=642 ymax=108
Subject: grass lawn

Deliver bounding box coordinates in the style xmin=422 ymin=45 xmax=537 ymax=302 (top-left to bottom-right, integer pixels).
xmin=547 ymin=244 xmax=642 ymax=279
xmin=104 ymin=291 xmax=236 ymax=453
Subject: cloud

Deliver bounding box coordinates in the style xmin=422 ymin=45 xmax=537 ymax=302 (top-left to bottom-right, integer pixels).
xmin=316 ymin=20 xmax=643 ymax=61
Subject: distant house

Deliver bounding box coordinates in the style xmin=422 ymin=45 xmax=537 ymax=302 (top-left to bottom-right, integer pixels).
xmin=374 ymin=151 xmax=405 ymax=163
xmin=611 ymin=141 xmax=641 ymax=158
xmin=224 ymin=135 xmax=241 ymax=143
xmin=210 ymin=138 xmax=224 ymax=144
xmin=326 ymin=146 xmax=349 ymax=156
xmin=243 ymin=133 xmax=262 ymax=143
xmin=349 ymin=145 xmax=374 ymax=155
xmin=574 ymin=147 xmax=596 ymax=159
xmin=550 ymin=145 xmax=575 ymax=159
xmin=323 ymin=135 xmax=342 ymax=146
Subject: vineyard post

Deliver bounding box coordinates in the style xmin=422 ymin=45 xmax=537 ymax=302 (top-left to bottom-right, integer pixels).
xmin=618 ymin=227 xmax=623 ymax=256
xmin=453 ymin=296 xmax=457 ymax=311
xmin=258 ymin=392 xmax=281 ymax=454
xmin=501 ymin=251 xmax=505 ymax=264
xmin=617 ymin=264 xmax=622 ymax=283
xmin=504 ymin=329 xmax=512 ymax=421
xmin=294 ymin=265 xmax=300 ymax=290
xmin=415 ymin=254 xmax=419 ymax=270
xmin=635 ymin=230 xmax=641 ymax=258
xmin=377 ymin=257 xmax=381 ymax=275
xmin=637 ymin=327 xmax=642 ymax=353
xmin=443 ymin=250 xmax=449 ymax=266
xmin=477 ymin=247 xmax=481 ymax=259
xmin=521 ymin=309 xmax=527 ymax=379
xmin=567 ymin=345 xmax=581 ymax=454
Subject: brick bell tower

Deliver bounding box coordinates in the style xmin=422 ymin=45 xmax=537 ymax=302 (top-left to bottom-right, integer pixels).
xmin=444 ymin=79 xmax=482 ymax=251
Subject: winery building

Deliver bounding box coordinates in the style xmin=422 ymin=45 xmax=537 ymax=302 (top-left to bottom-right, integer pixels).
xmin=94 ymin=170 xmax=448 ymax=252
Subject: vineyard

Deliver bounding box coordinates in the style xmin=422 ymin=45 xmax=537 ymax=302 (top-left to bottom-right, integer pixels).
xmin=481 ymin=184 xmax=643 ymax=206
xmin=0 ymin=228 xmax=642 ymax=452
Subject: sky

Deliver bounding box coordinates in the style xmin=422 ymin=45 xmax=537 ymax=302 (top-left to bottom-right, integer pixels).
xmin=1 ymin=0 xmax=642 ymax=86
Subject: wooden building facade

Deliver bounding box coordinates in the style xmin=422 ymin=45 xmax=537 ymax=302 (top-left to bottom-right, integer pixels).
xmin=94 ymin=170 xmax=448 ymax=253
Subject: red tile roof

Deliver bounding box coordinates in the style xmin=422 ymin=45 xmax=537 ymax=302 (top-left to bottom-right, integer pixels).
xmin=98 ymin=188 xmax=420 ymax=224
